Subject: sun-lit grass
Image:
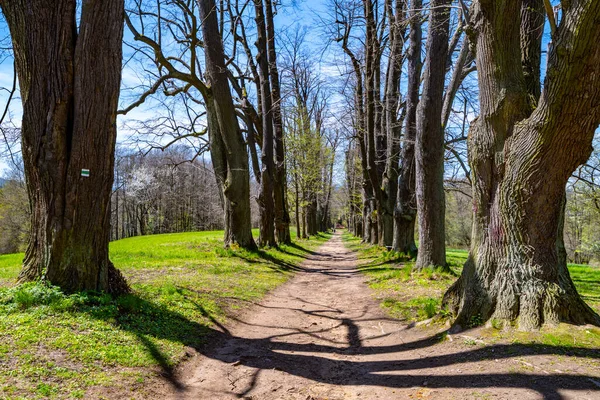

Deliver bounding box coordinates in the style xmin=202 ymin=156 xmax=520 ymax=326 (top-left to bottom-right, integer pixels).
xmin=0 ymin=228 xmax=330 ymax=399
xmin=342 ymin=231 xmax=600 ymax=329
xmin=0 ymin=253 xmax=22 ymax=284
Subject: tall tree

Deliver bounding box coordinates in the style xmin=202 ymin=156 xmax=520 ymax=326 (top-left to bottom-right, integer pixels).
xmin=198 ymin=0 xmax=257 ymax=249
xmin=0 ymin=0 xmax=129 ymax=293
xmin=444 ymin=0 xmax=600 ymax=330
xmin=414 ymin=0 xmax=452 ymax=270
xmin=393 ymin=0 xmax=421 ymax=256
xmin=363 ymin=0 xmax=382 ymax=245
xmin=123 ymin=0 xmax=257 ymax=249
xmin=336 ymin=0 xmax=373 ymax=243
xmin=254 ymin=0 xmax=277 ymax=247
xmin=380 ymin=0 xmax=406 ymax=247
xmin=265 ymin=0 xmax=292 ymax=244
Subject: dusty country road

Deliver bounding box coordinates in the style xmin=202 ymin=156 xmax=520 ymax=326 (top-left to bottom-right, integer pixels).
xmin=163 ymin=232 xmax=600 ymax=400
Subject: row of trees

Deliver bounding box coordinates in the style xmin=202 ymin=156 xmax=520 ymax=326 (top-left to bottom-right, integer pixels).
xmin=111 ymin=148 xmax=223 ymax=240
xmin=335 ymin=0 xmax=474 ymax=263
xmin=0 ymin=0 xmax=338 ymax=294
xmin=338 ymin=0 xmax=600 ymax=329
xmin=2 ymin=0 xmax=600 ymax=331
xmin=120 ymin=0 xmax=340 ymax=249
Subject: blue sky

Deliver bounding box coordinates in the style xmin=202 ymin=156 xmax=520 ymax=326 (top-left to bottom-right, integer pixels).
xmin=0 ymin=0 xmax=559 ymax=177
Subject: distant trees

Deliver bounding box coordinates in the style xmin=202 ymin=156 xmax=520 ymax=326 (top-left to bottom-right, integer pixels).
xmin=111 ymin=148 xmax=222 ymax=240
xmin=0 ymin=174 xmax=29 ymax=254
xmin=0 ymin=0 xmax=129 ymax=293
xmin=281 ymin=30 xmax=339 ymax=237
xmin=444 ymin=0 xmax=600 ymax=330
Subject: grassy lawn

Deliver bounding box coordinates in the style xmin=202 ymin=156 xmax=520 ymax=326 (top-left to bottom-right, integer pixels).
xmin=0 ymin=229 xmax=330 ymax=399
xmin=342 ymin=231 xmax=600 ymax=347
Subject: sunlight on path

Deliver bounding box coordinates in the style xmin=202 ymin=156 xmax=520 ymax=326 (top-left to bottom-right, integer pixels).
xmin=167 ymin=233 xmax=600 ymax=400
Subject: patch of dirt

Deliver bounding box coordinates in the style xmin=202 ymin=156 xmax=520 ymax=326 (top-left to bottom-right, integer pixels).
xmin=150 ymin=233 xmax=600 ymax=400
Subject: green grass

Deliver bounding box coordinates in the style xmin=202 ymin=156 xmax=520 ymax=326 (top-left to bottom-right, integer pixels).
xmin=342 ymin=232 xmax=600 ymax=329
xmin=0 ymin=228 xmax=331 ymax=399
xmin=342 ymin=232 xmax=457 ymax=324
xmin=0 ymin=253 xmax=23 ymax=284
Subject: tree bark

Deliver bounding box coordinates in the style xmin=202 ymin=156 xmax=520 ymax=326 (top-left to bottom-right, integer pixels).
xmin=254 ymin=0 xmax=276 ymax=247
xmin=443 ymin=0 xmax=600 ymax=330
xmin=414 ymin=0 xmax=451 ymax=270
xmin=393 ymin=0 xmax=421 ymax=257
xmin=0 ymin=0 xmax=129 ymax=293
xmin=199 ymin=0 xmax=256 ymax=250
xmin=381 ymin=0 xmax=406 ymax=248
xmin=264 ymin=0 xmax=291 ymax=245
xmin=520 ymin=0 xmax=544 ymax=101
xmin=364 ymin=0 xmax=381 ymax=245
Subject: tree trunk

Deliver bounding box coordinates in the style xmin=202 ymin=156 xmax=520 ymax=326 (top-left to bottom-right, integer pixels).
xmin=414 ymin=0 xmax=451 ymax=270
xmin=443 ymin=0 xmax=600 ymax=330
xmin=295 ymin=174 xmax=301 ymax=239
xmin=199 ymin=0 xmax=256 ymax=250
xmin=381 ymin=0 xmax=406 ymax=248
xmin=1 ymin=0 xmax=129 ymax=293
xmin=364 ymin=0 xmax=381 ymax=245
xmin=265 ymin=0 xmax=291 ymax=245
xmin=393 ymin=0 xmax=420 ymax=257
xmin=254 ymin=0 xmax=276 ymax=247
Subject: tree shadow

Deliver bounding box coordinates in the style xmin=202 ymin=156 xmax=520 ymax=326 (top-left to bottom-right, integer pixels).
xmin=230 ymin=248 xmax=305 ymax=272
xmin=80 ymin=289 xmax=600 ymax=399
xmin=81 ymin=293 xmax=213 ymax=390
xmin=281 ymin=241 xmax=324 ymax=256
xmin=199 ymin=321 xmax=600 ymax=399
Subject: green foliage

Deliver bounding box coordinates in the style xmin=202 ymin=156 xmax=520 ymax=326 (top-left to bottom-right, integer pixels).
xmin=445 ymin=187 xmax=472 ymax=248
xmin=490 ymin=318 xmax=503 ymax=330
xmin=423 ymin=298 xmax=438 ymax=319
xmin=0 ymin=180 xmax=30 ymax=255
xmin=468 ymin=314 xmax=484 ymax=328
xmin=2 ymin=282 xmax=65 ymax=311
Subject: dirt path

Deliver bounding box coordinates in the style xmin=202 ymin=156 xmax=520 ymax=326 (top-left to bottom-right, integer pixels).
xmin=167 ymin=233 xmax=600 ymax=400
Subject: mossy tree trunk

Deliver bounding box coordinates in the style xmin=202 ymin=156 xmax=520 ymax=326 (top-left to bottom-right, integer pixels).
xmin=443 ymin=0 xmax=600 ymax=330
xmin=1 ymin=0 xmax=129 ymax=294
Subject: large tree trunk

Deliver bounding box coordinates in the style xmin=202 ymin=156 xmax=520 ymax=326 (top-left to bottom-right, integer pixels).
xmin=444 ymin=0 xmax=600 ymax=330
xmin=393 ymin=0 xmax=421 ymax=257
xmin=1 ymin=0 xmax=129 ymax=294
xmin=199 ymin=0 xmax=256 ymax=250
xmin=414 ymin=0 xmax=451 ymax=270
xmin=265 ymin=0 xmax=291 ymax=245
